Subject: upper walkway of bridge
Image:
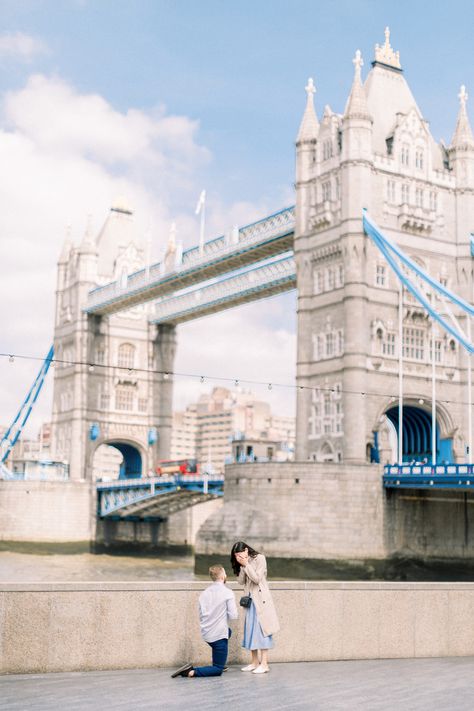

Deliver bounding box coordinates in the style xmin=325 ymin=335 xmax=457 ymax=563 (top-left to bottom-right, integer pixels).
xmin=86 ymin=206 xmax=295 ymax=317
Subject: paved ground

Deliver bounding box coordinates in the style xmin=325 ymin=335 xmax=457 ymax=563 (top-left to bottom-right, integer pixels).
xmin=2 ymin=657 xmax=474 ymax=711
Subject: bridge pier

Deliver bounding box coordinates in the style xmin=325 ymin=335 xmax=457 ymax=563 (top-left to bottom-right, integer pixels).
xmin=152 ymin=324 xmax=176 ymax=463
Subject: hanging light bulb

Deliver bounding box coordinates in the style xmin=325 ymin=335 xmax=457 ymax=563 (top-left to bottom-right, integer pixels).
xmin=88 ymin=364 xmax=95 ymax=373
xmin=8 ymin=355 xmax=14 ymax=363
xmin=268 ymin=383 xmax=272 ymax=390
xmin=418 ymin=398 xmax=424 ymax=405
xmin=163 ymin=372 xmax=169 ymax=380
xmin=234 ymin=379 xmax=239 ymax=387
xmin=200 ymin=375 xmax=204 ymax=383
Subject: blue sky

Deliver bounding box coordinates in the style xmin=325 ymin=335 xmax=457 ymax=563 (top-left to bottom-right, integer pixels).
xmin=0 ymin=0 xmax=473 ymax=432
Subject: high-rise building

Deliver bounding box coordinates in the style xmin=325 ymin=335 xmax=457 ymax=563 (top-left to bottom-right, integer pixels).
xmin=171 ymin=387 xmax=295 ymax=471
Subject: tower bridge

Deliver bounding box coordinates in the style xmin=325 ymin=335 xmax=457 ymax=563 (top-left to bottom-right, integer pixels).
xmin=2 ymin=28 xmax=474 ymax=570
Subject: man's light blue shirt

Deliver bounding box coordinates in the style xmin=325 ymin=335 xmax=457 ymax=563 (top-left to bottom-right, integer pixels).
xmin=198 ymin=581 xmax=238 ymax=643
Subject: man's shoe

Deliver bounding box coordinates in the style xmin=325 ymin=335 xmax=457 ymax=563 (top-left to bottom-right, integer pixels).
xmin=223 ymin=666 xmax=229 ymax=672
xmin=171 ymin=663 xmax=194 ymax=678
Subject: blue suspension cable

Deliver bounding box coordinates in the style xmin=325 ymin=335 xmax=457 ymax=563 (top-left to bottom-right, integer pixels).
xmin=1 ymin=346 xmax=54 ymax=464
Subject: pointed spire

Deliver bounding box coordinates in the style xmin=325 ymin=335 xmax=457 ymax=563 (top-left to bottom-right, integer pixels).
xmin=79 ymin=213 xmax=98 ymax=255
xmin=451 ymin=85 xmax=474 ymax=150
xmin=59 ymin=223 xmax=72 ymax=263
xmin=344 ymin=50 xmax=372 ymax=121
xmin=374 ymin=26 xmax=401 ymax=70
xmin=296 ymin=77 xmax=319 ymax=143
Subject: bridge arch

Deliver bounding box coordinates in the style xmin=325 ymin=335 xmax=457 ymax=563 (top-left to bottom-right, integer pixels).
xmin=91 ymin=438 xmax=145 ymax=480
xmin=373 ymin=398 xmax=455 ymax=464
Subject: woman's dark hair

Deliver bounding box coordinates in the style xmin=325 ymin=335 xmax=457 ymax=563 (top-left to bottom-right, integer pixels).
xmin=230 ymin=541 xmax=259 ymax=576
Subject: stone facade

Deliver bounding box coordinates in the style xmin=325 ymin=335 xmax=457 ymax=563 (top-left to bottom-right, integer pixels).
xmin=295 ymin=29 xmax=474 ymax=465
xmin=51 ymin=202 xmax=176 ymax=480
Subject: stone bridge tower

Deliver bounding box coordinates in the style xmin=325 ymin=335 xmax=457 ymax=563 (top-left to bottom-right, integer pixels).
xmin=50 ymin=201 xmax=175 ymax=480
xmin=295 ymin=29 xmax=474 ymax=465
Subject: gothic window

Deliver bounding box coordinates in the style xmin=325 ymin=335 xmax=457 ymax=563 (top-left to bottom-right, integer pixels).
xmin=95 ymin=346 xmax=105 ymax=365
xmin=327 ymin=268 xmax=335 ymax=290
xmin=401 ymin=145 xmax=410 ymax=166
xmin=375 ymin=264 xmax=387 ymax=287
xmin=335 ymin=177 xmax=340 ymax=200
xmin=324 ymin=393 xmax=331 ymax=416
xmin=415 ymin=150 xmax=424 ymax=169
xmin=382 ymin=332 xmax=396 ymax=356
xmin=387 ymin=180 xmax=396 ymax=203
xmin=99 ymin=391 xmax=109 ymax=410
xmin=323 ymin=140 xmax=333 ymax=160
xmin=337 ymin=329 xmax=344 ymax=355
xmin=326 ymin=332 xmax=335 ymax=357
xmin=337 ymin=264 xmax=344 ymax=287
xmin=138 ymin=397 xmax=148 ymax=412
xmin=403 ymin=327 xmax=425 ymax=360
xmin=430 ymin=191 xmax=438 ymax=211
xmin=313 ymin=270 xmax=324 ymax=294
xmin=429 ymin=338 xmax=442 ymax=364
xmin=439 ymin=274 xmax=448 ymax=287
xmin=115 ymin=385 xmax=134 ymax=411
xmin=322 ymin=180 xmax=331 ymax=202
xmin=118 ymin=343 xmax=136 ymax=369
xmin=415 ymin=188 xmax=423 ymax=207
xmin=401 ymin=184 xmax=409 ymax=204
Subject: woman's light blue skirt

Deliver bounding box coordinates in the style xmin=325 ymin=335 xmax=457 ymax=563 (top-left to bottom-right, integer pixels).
xmin=242 ymin=599 xmax=273 ymax=650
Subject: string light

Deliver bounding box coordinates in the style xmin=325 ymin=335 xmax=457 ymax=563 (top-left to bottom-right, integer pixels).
xmin=234 ymin=379 xmax=239 ymax=387
xmin=1 ymin=350 xmax=473 ymax=408
xmin=88 ymin=364 xmax=95 ymax=372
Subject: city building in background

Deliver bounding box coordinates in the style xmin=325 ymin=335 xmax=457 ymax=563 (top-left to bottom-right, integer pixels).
xmin=171 ymin=387 xmax=295 ymax=472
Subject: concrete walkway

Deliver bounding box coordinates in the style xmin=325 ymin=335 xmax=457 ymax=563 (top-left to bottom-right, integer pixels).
xmin=1 ymin=658 xmax=473 ymax=710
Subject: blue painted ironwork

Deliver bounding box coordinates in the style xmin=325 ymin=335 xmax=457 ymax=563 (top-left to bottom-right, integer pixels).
xmin=86 ymin=206 xmax=295 ymax=315
xmin=363 ymin=211 xmax=474 ymax=352
xmin=97 ymin=474 xmax=224 ymax=517
xmin=384 ymin=463 xmax=474 ymax=490
xmin=1 ymin=346 xmax=54 ymax=466
xmin=151 ymin=255 xmax=296 ymax=325
xmin=89 ymin=423 xmax=100 ymax=441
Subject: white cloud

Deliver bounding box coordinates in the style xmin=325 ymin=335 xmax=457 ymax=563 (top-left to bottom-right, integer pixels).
xmin=0 ymin=32 xmax=48 ymax=61
xmin=0 ymin=73 xmax=296 ymax=440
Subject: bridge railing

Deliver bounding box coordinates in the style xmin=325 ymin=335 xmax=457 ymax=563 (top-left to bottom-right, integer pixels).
xmin=384 ymin=464 xmax=474 ymax=476
xmin=86 ymin=206 xmax=295 ymax=311
xmin=152 ymin=255 xmax=295 ymax=324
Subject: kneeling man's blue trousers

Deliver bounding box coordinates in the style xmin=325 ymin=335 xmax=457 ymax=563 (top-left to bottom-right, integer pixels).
xmin=193 ymin=635 xmax=229 ymax=677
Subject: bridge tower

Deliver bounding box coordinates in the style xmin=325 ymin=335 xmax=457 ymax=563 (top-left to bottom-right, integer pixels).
xmin=50 ymin=201 xmax=175 ymax=480
xmin=295 ymin=29 xmax=474 ymax=465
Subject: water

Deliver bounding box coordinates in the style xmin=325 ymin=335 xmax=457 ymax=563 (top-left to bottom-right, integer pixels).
xmin=0 ymin=551 xmax=202 ymax=583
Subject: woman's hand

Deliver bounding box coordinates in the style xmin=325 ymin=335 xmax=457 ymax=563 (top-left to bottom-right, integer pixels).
xmin=235 ymin=550 xmax=249 ymax=566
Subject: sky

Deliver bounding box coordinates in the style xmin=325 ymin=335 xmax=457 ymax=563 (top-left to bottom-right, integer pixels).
xmin=0 ymin=0 xmax=473 ymax=435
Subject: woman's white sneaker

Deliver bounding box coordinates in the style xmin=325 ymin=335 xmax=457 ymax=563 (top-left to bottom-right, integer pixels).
xmin=241 ymin=664 xmax=257 ymax=672
xmin=252 ymin=665 xmax=269 ymax=674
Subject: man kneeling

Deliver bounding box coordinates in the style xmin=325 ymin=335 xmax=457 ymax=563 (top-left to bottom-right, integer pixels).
xmin=172 ymin=565 xmax=238 ymax=678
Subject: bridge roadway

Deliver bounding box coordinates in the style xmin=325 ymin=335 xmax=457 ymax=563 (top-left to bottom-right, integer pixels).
xmin=86 ymin=206 xmax=295 ymax=317
xmin=96 ymin=474 xmax=224 ymax=519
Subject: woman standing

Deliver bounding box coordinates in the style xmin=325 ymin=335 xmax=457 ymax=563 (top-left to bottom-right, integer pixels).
xmin=231 ymin=541 xmax=280 ymax=674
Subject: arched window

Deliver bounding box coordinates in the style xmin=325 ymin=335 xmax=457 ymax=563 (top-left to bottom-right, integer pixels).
xmin=118 ymin=343 xmax=135 ymax=369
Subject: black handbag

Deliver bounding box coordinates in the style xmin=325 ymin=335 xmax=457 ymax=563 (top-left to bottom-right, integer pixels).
xmin=239 ymin=594 xmax=251 ymax=608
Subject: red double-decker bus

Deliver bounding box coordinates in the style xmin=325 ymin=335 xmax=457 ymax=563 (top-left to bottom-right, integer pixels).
xmin=155 ymin=458 xmax=198 ymax=476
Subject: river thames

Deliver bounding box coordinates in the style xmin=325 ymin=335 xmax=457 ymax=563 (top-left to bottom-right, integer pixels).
xmin=0 ymin=551 xmax=202 ymax=582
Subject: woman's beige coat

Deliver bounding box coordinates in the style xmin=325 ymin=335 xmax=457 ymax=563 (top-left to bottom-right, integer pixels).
xmin=238 ymin=553 xmax=280 ymax=637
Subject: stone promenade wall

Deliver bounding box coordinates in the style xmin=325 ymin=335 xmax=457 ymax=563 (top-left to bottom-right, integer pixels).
xmin=2 ymin=581 xmax=474 ymax=674
xmin=196 ymin=462 xmax=386 ymax=560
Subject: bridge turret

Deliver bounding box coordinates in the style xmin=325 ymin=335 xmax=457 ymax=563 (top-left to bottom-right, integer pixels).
xmin=295 ymin=77 xmax=319 ymax=236
xmin=448 ymin=86 xmax=474 ymax=249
